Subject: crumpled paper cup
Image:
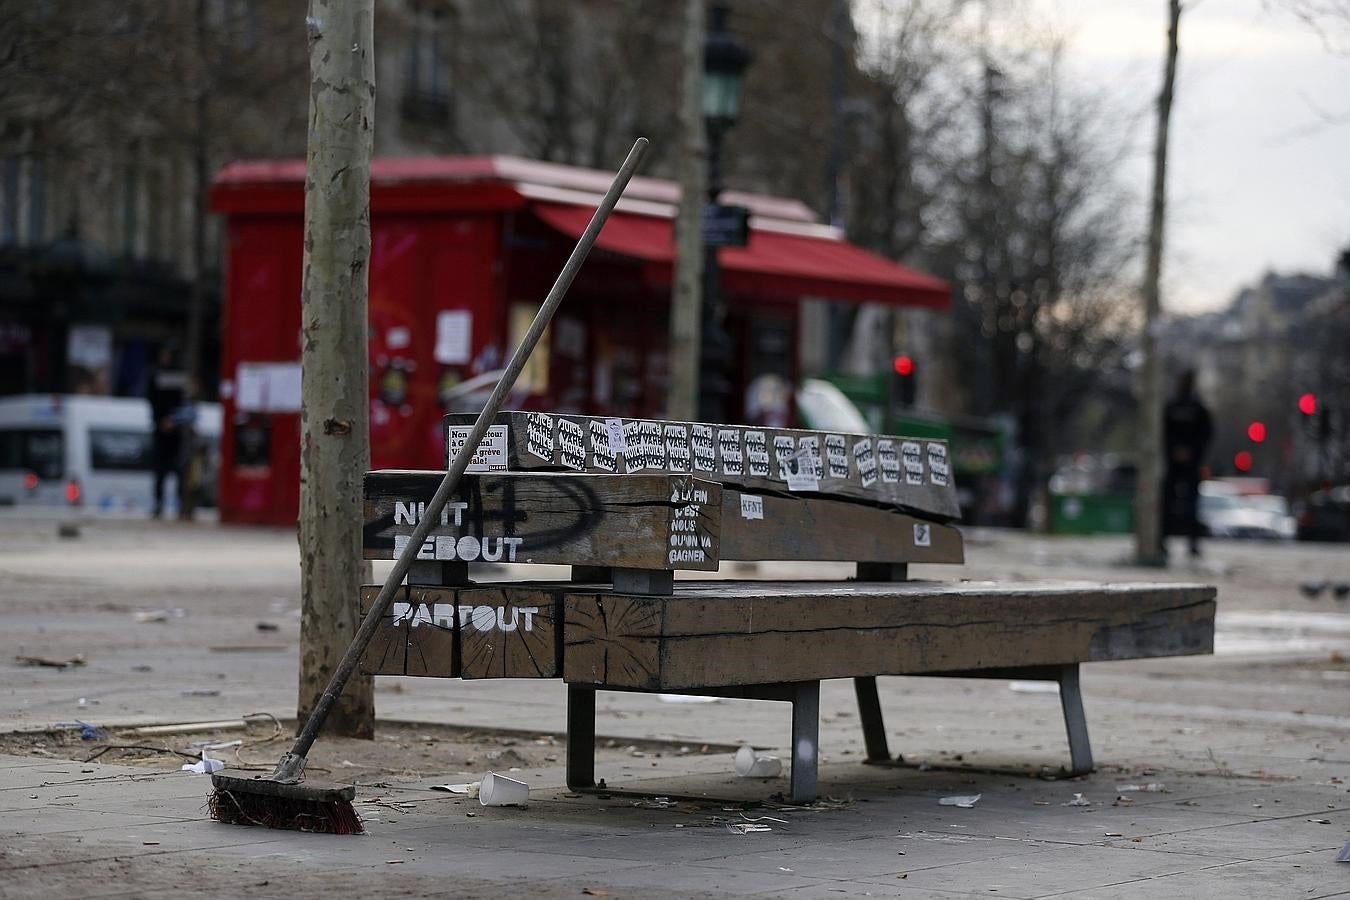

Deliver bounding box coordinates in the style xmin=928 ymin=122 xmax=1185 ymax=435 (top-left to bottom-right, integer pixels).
xmin=734 ymin=745 xmax=783 ymax=778
xmin=479 ymin=772 xmax=529 ymax=806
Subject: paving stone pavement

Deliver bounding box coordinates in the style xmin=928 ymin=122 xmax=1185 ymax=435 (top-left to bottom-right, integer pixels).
xmin=3 ymin=514 xmax=1350 ymax=896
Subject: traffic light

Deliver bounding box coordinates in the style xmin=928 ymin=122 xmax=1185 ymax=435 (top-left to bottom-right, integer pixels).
xmin=1299 ymin=393 xmax=1317 ymax=416
xmin=1247 ymin=421 xmax=1266 ymax=443
xmin=893 ymin=355 xmax=916 ymax=407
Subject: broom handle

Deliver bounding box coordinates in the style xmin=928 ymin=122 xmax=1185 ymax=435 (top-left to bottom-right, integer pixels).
xmin=285 ymin=137 xmax=649 ymax=766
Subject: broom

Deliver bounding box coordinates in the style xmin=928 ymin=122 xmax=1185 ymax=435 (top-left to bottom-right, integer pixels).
xmin=209 ymin=137 xmax=649 ymax=833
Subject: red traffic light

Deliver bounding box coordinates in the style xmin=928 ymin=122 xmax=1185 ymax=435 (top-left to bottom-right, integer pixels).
xmin=1234 ymin=450 xmax=1253 ymax=473
xmin=893 ymin=355 xmax=914 ymax=377
xmin=1298 ymin=393 xmax=1317 ymax=416
xmin=1247 ymin=421 xmax=1266 ymax=443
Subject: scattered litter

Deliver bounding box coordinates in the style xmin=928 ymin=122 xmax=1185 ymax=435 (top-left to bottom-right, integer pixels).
xmin=657 ymin=694 xmax=719 ymax=704
xmin=734 ymin=745 xmax=783 ymax=778
xmin=431 ymin=782 xmax=481 ymax=798
xmin=207 ymin=645 xmax=288 ymax=653
xmin=76 ymin=697 xmax=100 ymax=707
xmin=16 ymin=654 xmax=85 ymax=669
xmin=1309 ymin=818 xmax=1332 ymax=825
xmin=478 ymin=772 xmax=528 ymax=807
xmin=134 ymin=610 xmax=170 ymax=623
xmin=1063 ymin=793 xmax=1091 ymax=807
xmin=632 ymin=796 xmax=673 ymax=810
xmin=142 ymin=841 xmax=159 ymax=846
xmin=181 ymin=750 xmax=224 ymax=775
xmin=1116 ymin=782 xmax=1167 ymax=793
xmin=726 ymin=823 xmax=773 ymax=834
xmin=133 ymin=720 xmax=246 ymax=736
xmin=180 ymin=689 xmax=220 ymax=697
xmin=581 ymin=890 xmax=609 ymax=897
xmin=187 ymin=739 xmax=241 ymax=751
xmin=1008 ymin=681 xmax=1059 ymax=694
xmin=1112 ymin=796 xmax=1134 ymax=807
xmin=1033 ymin=800 xmax=1050 ymax=806
xmin=55 ymin=720 xmax=107 ymax=741
xmin=1105 ymin=832 xmax=1123 ymax=837
xmin=74 ymin=720 xmax=105 ymax=741
xmin=777 ymin=867 xmax=794 ymax=873
xmin=385 ymin=860 xmax=404 ymax=865
xmin=939 ymin=794 xmax=982 ymax=808
xmin=255 ymin=622 xmax=279 ymax=632
xmin=1338 ymin=839 xmax=1350 ymax=862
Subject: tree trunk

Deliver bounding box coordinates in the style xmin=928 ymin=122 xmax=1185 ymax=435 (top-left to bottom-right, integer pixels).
xmin=297 ymin=0 xmax=376 ymax=738
xmin=666 ymin=0 xmax=705 ymax=420
xmin=1135 ymin=0 xmax=1181 ymax=565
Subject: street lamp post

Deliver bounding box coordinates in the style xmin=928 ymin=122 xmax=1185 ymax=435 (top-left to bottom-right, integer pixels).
xmin=698 ymin=1 xmax=751 ymax=422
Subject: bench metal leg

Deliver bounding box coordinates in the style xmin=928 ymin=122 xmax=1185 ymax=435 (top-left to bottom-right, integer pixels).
xmin=566 ymin=685 xmax=597 ymax=790
xmin=1058 ymin=664 xmax=1094 ymax=776
xmin=853 ymin=676 xmax=891 ymax=762
xmin=790 ymin=681 xmax=820 ymax=803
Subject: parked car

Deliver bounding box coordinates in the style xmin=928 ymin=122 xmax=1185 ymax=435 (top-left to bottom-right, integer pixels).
xmin=0 ymin=394 xmax=220 ymax=513
xmin=795 ymin=378 xmax=872 ymax=433
xmin=1198 ymin=492 xmax=1295 ymax=540
xmin=1296 ymin=485 xmax=1350 ymax=542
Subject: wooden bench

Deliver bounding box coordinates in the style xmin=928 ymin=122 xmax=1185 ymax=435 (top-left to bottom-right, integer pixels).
xmin=358 ymin=413 xmax=1216 ymax=802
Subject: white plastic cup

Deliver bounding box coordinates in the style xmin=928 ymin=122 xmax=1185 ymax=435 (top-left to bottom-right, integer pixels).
xmin=734 ymin=745 xmax=783 ymax=778
xmin=478 ymin=772 xmax=529 ymax=806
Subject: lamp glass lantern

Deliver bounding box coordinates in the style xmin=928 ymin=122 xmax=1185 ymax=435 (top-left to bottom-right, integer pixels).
xmin=703 ymin=7 xmax=751 ymax=130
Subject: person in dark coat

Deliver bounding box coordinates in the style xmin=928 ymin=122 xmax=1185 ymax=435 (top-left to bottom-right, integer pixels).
xmin=1162 ymin=369 xmax=1213 ymax=557
xmin=147 ymin=346 xmax=187 ymax=518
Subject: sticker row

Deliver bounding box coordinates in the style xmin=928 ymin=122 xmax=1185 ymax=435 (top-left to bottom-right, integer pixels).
xmin=448 ymin=416 xmax=949 ymax=490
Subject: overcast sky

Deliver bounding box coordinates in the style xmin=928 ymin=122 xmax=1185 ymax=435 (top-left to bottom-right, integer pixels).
xmin=1037 ymin=0 xmax=1350 ymax=313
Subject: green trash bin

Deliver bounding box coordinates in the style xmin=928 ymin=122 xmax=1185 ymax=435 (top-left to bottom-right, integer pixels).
xmin=1050 ymin=493 xmax=1134 ymax=535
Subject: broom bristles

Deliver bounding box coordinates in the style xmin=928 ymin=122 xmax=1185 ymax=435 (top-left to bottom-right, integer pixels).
xmin=208 ymin=787 xmax=364 ymax=835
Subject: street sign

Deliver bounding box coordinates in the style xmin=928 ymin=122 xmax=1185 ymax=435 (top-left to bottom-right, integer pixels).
xmin=702 ymin=203 xmax=750 ymax=247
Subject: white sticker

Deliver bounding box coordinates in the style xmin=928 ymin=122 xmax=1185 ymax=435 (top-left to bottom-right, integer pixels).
xmin=926 ymin=442 xmax=950 ymax=487
xmin=797 ymin=436 xmax=823 ymax=479
xmin=640 ymin=421 xmax=666 ymax=469
xmin=773 ymin=435 xmax=796 ymax=479
xmin=557 ymin=418 xmax=586 ymax=471
xmin=745 ymin=431 xmax=770 ymax=478
xmin=784 ymin=449 xmax=820 ymax=492
xmin=854 ymin=438 xmax=877 ymax=488
xmin=605 ymin=418 xmax=628 ymax=453
xmin=914 ymin=522 xmax=932 ymax=547
xmin=876 ymin=439 xmax=901 ymax=484
xmin=434 ymin=310 xmax=472 ymax=365
xmin=825 ymin=434 xmax=849 ymax=480
xmin=901 ymin=440 xmax=924 ymax=486
xmin=525 ymin=412 xmax=554 ymax=462
xmin=665 ymin=424 xmax=691 ymax=473
xmin=718 ymin=428 xmax=744 ymax=476
xmin=740 ymin=493 xmax=764 ymax=521
xmin=691 ymin=424 xmax=716 ymax=473
xmin=623 ymin=420 xmax=644 ymax=471
xmin=447 ymin=424 xmax=509 ymax=472
xmin=589 ymin=420 xmax=617 ymax=472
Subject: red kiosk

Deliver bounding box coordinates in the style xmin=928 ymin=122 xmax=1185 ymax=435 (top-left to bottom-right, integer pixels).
xmin=209 ymin=155 xmax=949 ymax=525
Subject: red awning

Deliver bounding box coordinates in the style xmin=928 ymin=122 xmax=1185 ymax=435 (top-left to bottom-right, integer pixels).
xmin=530 ymin=203 xmax=949 ymax=309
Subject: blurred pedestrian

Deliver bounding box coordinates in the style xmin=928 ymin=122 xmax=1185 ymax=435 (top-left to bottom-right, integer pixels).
xmin=1161 ymin=369 xmax=1213 ymax=558
xmin=147 ymin=345 xmax=187 ymax=518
